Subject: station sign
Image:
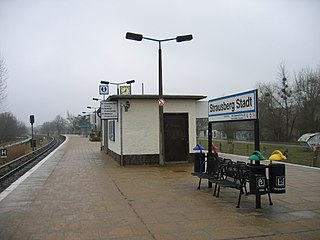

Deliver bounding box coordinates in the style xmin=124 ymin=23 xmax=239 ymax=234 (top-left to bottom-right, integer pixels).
xmin=208 ymin=89 xmax=257 ymax=122
xmin=100 ymin=101 xmax=118 ymax=120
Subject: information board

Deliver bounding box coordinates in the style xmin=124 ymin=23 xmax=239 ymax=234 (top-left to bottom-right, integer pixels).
xmin=101 ymin=101 xmax=118 ymax=120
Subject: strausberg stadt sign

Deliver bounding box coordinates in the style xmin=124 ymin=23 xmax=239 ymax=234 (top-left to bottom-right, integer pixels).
xmin=208 ymin=89 xmax=258 ymax=122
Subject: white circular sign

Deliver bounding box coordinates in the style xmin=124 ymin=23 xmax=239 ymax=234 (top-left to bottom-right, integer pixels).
xmin=99 ymin=85 xmax=109 ymax=95
xmin=158 ymin=98 xmax=165 ymax=106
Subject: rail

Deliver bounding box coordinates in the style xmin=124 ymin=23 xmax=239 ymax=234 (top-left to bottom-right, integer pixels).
xmin=0 ymin=135 xmax=64 ymax=181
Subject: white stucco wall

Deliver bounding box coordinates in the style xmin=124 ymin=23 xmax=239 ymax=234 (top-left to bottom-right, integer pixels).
xmin=122 ymin=99 xmax=159 ymax=155
xmin=107 ymin=99 xmax=159 ymax=155
xmin=107 ymin=98 xmax=198 ymax=155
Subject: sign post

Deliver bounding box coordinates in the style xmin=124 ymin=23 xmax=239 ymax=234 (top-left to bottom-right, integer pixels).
xmin=30 ymin=115 xmax=35 ymax=151
xmin=208 ymin=89 xmax=262 ymax=208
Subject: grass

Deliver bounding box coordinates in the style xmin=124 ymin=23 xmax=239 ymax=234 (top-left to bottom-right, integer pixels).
xmin=197 ymin=139 xmax=319 ymax=168
xmin=0 ymin=136 xmax=49 ymax=166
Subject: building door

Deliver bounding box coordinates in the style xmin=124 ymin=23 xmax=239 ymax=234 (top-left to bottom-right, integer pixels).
xmin=164 ymin=113 xmax=189 ymax=162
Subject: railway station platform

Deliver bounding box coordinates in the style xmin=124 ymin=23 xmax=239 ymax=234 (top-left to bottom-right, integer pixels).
xmin=0 ymin=135 xmax=319 ymax=240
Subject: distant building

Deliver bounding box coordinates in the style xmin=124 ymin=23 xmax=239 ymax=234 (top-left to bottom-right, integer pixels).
xmin=196 ymin=118 xmax=254 ymax=141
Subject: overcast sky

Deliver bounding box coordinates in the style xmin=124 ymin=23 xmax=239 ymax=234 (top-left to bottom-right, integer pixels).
xmin=0 ymin=0 xmax=319 ymax=125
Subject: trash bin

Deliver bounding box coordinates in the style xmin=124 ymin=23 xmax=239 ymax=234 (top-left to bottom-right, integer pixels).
xmin=206 ymin=153 xmax=219 ymax=175
xmin=193 ymin=144 xmax=205 ymax=173
xmin=249 ymin=165 xmax=267 ymax=194
xmin=194 ymin=152 xmax=205 ymax=172
xmin=268 ymin=150 xmax=286 ymax=194
xmin=269 ymin=163 xmax=285 ymax=193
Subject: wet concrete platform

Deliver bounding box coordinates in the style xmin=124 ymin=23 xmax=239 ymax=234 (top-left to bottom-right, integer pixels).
xmin=0 ymin=135 xmax=319 ymax=240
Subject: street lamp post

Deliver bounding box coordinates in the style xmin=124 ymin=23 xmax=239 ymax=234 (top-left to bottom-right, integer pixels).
xmin=93 ymin=98 xmax=104 ymax=150
xmin=126 ymin=32 xmax=193 ymax=166
xmin=87 ymin=106 xmax=98 ymax=133
xmin=100 ymin=80 xmax=135 ymax=95
xmin=81 ymin=112 xmax=91 ymax=137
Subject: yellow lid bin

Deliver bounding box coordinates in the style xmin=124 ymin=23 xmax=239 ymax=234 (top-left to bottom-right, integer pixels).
xmin=268 ymin=150 xmax=286 ymax=194
xmin=268 ymin=150 xmax=287 ymax=164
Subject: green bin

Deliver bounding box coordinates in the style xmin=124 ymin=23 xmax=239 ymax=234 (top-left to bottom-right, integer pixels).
xmin=249 ymin=165 xmax=267 ymax=194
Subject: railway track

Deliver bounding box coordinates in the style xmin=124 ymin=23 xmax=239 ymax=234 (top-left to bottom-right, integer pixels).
xmin=0 ymin=135 xmax=66 ymax=193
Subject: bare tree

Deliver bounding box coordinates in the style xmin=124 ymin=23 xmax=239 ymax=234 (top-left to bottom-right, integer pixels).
xmin=52 ymin=115 xmax=67 ymax=135
xmin=38 ymin=113 xmax=81 ymax=135
xmin=0 ymin=56 xmax=8 ymax=110
xmin=258 ymin=83 xmax=284 ymax=141
xmin=294 ymin=66 xmax=320 ymax=134
xmin=258 ymin=63 xmax=297 ymax=141
xmin=0 ymin=112 xmax=28 ymax=143
xmin=259 ymin=64 xmax=320 ymax=141
xmin=39 ymin=121 xmax=55 ymax=135
xmin=277 ymin=63 xmax=296 ymax=141
xmin=66 ymin=111 xmax=80 ymax=134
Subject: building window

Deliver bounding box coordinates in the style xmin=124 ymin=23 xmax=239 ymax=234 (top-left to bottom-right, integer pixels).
xmin=109 ymin=120 xmax=115 ymax=141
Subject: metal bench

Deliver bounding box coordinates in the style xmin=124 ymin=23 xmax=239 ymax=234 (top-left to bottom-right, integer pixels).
xmin=209 ymin=161 xmax=249 ymax=208
xmin=210 ymin=161 xmax=273 ymax=208
xmin=191 ymin=157 xmax=231 ymax=189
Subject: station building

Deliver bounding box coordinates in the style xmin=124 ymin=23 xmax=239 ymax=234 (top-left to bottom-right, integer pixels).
xmin=101 ymin=94 xmax=206 ymax=165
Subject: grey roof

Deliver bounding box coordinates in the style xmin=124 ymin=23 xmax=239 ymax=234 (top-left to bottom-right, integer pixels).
xmin=297 ymin=132 xmax=320 ymax=143
xmin=106 ymin=94 xmax=207 ymax=101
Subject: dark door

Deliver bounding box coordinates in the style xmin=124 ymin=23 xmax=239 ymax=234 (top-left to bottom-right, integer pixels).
xmin=164 ymin=113 xmax=189 ymax=162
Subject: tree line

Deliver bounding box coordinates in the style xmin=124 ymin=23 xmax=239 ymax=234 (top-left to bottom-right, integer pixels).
xmin=0 ymin=112 xmax=89 ymax=144
xmin=37 ymin=112 xmax=90 ymax=135
xmin=0 ymin=112 xmax=28 ymax=143
xmin=258 ymin=64 xmax=320 ymax=142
